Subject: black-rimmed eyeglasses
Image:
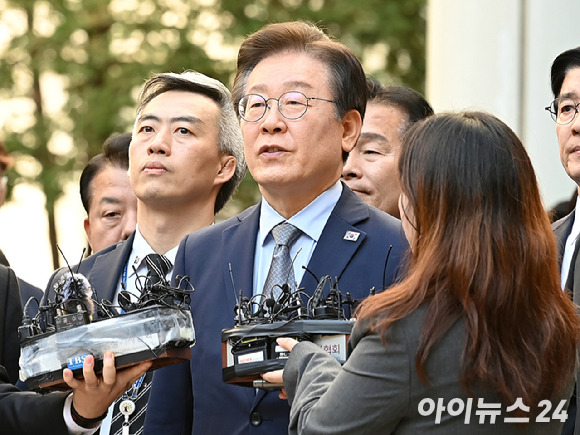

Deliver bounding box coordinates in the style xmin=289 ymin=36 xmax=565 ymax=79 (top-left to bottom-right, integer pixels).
xmin=545 ymin=97 xmax=580 ymax=125
xmin=237 ymin=91 xmax=335 ymax=122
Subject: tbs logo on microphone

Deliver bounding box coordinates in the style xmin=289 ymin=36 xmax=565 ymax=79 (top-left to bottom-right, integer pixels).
xmin=66 ymin=353 xmax=90 ymax=371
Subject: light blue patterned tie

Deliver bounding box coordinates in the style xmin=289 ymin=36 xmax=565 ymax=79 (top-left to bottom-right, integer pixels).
xmin=262 ymin=222 xmax=302 ymax=300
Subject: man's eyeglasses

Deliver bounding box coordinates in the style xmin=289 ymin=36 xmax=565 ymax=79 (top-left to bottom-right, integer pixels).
xmin=237 ymin=91 xmax=335 ymax=122
xmin=545 ymin=97 xmax=580 ymax=125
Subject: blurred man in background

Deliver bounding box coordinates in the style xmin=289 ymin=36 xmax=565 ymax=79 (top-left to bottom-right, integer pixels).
xmin=546 ymin=46 xmax=580 ymax=435
xmin=80 ymin=133 xmax=137 ymax=254
xmin=342 ymin=77 xmax=433 ymax=218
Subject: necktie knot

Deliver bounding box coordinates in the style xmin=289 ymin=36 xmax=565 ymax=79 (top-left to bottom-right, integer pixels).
xmin=271 ymin=222 xmax=301 ymax=247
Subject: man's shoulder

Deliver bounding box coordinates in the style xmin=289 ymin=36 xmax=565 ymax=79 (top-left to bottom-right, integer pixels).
xmin=552 ymin=210 xmax=574 ymax=232
xmin=335 ymin=183 xmax=402 ymax=232
xmin=47 ymin=238 xmax=131 ymax=289
xmin=366 ymin=204 xmax=402 ymax=229
xmin=344 ymin=196 xmax=403 ymax=238
xmin=182 ymin=204 xmax=259 ymax=245
xmin=76 ymin=235 xmax=135 ymax=273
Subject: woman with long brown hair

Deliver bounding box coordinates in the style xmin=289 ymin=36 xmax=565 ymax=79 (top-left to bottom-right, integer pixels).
xmin=263 ymin=111 xmax=580 ymax=434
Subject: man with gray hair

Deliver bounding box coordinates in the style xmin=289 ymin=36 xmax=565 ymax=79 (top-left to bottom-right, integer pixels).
xmin=45 ymin=70 xmax=246 ymax=434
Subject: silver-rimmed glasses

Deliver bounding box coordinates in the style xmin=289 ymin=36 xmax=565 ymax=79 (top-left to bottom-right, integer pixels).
xmin=545 ymin=97 xmax=580 ymax=125
xmin=238 ymin=91 xmax=335 ymax=122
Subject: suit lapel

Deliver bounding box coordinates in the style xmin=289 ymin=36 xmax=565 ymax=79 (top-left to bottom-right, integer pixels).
xmin=221 ymin=205 xmax=261 ymax=311
xmin=299 ymin=185 xmax=368 ymax=291
xmin=86 ymin=233 xmax=135 ymax=303
xmin=219 ymin=206 xmax=263 ymax=408
xmin=553 ymin=210 xmax=574 ymax=267
xmin=553 ymin=211 xmax=580 ymax=305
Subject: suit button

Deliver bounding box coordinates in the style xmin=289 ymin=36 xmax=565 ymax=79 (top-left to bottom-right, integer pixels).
xmin=250 ymin=411 xmax=263 ymax=426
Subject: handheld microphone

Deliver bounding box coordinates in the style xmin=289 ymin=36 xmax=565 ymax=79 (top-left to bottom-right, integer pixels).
xmin=54 ymin=245 xmax=94 ymax=318
xmin=52 ymin=272 xmax=94 ymax=332
xmin=56 ymin=273 xmax=94 ymax=314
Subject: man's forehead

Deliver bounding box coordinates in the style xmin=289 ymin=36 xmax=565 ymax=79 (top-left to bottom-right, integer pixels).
xmin=559 ymin=67 xmax=580 ymax=95
xmin=246 ymin=52 xmax=329 ymax=93
xmin=137 ymin=92 xmax=219 ymax=123
xmin=248 ymin=80 xmax=315 ymax=95
xmin=141 ymin=90 xmax=218 ymax=111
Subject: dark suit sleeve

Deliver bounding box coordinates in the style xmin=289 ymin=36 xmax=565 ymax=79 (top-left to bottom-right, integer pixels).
xmin=283 ymin=327 xmax=409 ymax=435
xmin=0 ymin=365 xmax=70 ymax=434
xmin=0 ymin=266 xmax=24 ymax=384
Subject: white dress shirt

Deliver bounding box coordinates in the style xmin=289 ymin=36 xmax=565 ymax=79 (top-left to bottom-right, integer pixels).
xmin=63 ymin=393 xmax=101 ymax=434
xmin=101 ymin=225 xmax=178 ymax=433
xmin=561 ymin=196 xmax=580 ymax=290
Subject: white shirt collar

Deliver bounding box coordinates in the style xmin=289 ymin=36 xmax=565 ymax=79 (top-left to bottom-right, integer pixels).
xmin=570 ymin=196 xmax=580 ymax=243
xmin=126 ymin=225 xmax=178 ymax=276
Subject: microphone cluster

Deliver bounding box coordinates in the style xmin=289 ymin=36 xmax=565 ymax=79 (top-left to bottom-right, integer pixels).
xmin=222 ymin=267 xmax=368 ymax=388
xmin=19 ymin=260 xmax=196 ymax=392
xmin=233 ymin=269 xmax=356 ymax=327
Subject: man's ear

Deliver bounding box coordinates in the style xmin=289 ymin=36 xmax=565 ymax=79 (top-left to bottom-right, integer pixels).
xmin=83 ymin=218 xmax=91 ymax=240
xmin=341 ymin=109 xmax=362 ymax=154
xmin=215 ymin=155 xmax=236 ymax=186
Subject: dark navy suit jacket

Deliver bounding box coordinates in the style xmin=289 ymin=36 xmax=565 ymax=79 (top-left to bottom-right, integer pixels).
xmin=144 ymin=185 xmax=408 ymax=435
xmin=0 ymin=364 xmax=69 ymax=434
xmin=0 ymin=266 xmax=24 ymax=385
xmin=0 ymin=250 xmax=44 ymax=385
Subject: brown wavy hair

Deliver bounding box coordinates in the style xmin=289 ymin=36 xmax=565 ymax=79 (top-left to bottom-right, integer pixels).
xmin=357 ymin=111 xmax=580 ymax=408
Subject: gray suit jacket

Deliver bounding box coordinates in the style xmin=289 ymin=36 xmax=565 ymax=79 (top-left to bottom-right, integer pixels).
xmin=553 ymin=210 xmax=580 ymax=435
xmin=284 ymin=304 xmax=573 ymax=434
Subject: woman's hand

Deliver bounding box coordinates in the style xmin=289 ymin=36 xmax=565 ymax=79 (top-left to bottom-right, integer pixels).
xmin=261 ymin=337 xmax=299 ymax=399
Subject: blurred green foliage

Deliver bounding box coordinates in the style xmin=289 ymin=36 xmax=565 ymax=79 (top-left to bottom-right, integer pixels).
xmin=0 ymin=0 xmax=426 ymax=267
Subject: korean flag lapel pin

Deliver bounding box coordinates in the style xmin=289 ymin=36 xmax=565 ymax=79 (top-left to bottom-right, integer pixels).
xmin=343 ymin=231 xmax=360 ymax=242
